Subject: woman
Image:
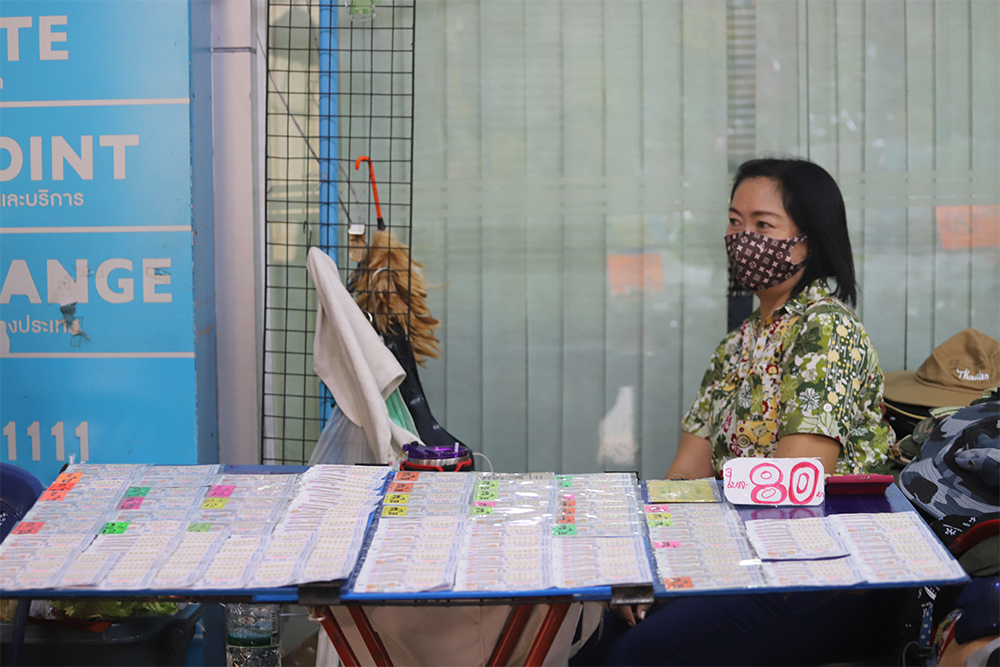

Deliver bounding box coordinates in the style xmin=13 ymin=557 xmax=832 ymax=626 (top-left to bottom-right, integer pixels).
xmin=584 ymin=159 xmax=897 ymax=666
xmin=672 ymin=157 xmax=892 ymax=481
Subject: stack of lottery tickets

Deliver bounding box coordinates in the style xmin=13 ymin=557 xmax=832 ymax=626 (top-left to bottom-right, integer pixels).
xmin=354 ymin=471 xmax=654 ymax=594
xmin=644 ymin=502 xmax=764 ymax=591
xmin=550 ymin=474 xmax=652 ymax=589
xmin=0 ymin=464 xmax=387 ymax=591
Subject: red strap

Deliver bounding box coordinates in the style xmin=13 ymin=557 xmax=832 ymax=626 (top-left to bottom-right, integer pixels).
xmin=950 ymin=519 xmax=1000 ymax=556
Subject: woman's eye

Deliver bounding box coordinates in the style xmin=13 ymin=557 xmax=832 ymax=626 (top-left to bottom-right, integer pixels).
xmin=755 ymin=220 xmax=772 ymax=230
xmin=728 ymin=218 xmax=740 ymax=226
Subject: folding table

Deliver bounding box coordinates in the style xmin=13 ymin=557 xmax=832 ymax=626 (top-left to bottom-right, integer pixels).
xmin=2 ymin=468 xmax=967 ymax=667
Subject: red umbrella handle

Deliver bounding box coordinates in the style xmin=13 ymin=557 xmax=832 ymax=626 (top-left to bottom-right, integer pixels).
xmin=354 ymin=155 xmax=385 ymax=229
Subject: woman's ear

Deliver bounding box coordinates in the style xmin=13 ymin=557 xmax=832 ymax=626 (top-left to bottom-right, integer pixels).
xmin=791 ymin=237 xmax=809 ymax=264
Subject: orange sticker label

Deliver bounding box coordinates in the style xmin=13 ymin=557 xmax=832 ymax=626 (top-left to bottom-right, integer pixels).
xmin=388 ymin=482 xmax=414 ymax=493
xmin=39 ymin=490 xmax=67 ymax=501
xmin=664 ymin=577 xmax=694 ymax=590
xmin=12 ymin=521 xmax=45 ymax=535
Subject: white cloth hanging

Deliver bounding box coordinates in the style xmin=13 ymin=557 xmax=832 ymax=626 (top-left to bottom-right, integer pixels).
xmin=306 ymin=247 xmax=417 ymax=464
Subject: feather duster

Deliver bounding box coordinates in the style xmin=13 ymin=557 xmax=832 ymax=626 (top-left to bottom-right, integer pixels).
xmin=350 ymin=228 xmax=441 ymax=366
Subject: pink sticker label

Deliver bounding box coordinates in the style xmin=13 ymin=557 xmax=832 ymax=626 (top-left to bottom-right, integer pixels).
xmin=654 ymin=541 xmax=680 ymax=549
xmin=208 ymin=485 xmax=236 ymax=498
xmin=561 ymin=494 xmax=575 ymax=501
xmin=118 ymin=496 xmax=144 ymax=510
xmin=473 ymin=501 xmax=497 ymax=507
xmin=645 ymin=504 xmax=669 ymax=513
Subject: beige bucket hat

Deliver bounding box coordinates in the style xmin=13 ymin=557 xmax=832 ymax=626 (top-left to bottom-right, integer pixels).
xmin=884 ymin=328 xmax=999 ymax=408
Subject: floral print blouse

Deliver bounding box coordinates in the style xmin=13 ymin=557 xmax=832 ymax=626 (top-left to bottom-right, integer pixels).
xmin=681 ymin=281 xmax=893 ymax=474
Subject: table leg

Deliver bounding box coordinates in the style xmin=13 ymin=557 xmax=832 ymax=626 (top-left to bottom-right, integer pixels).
xmin=348 ymin=606 xmax=394 ymax=667
xmin=9 ymin=598 xmax=30 ymax=666
xmin=487 ymin=604 xmax=534 ymax=667
xmin=314 ymin=605 xmax=361 ymax=667
xmin=522 ymin=602 xmax=571 ymax=667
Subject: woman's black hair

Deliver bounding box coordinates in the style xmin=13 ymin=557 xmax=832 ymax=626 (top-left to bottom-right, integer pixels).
xmin=728 ymin=157 xmax=858 ymax=307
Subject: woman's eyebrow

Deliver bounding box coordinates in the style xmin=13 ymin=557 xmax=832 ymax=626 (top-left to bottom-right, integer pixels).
xmin=730 ymin=206 xmax=781 ymax=218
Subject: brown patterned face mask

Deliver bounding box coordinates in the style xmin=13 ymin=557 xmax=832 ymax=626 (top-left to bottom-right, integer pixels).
xmin=725 ymin=230 xmax=808 ymax=291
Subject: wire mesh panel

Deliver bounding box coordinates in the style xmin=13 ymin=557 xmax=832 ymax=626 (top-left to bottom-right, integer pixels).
xmin=264 ymin=0 xmax=416 ymax=465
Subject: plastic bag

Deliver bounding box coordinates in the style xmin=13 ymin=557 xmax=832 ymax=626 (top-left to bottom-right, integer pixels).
xmin=309 ymin=404 xmax=375 ymax=465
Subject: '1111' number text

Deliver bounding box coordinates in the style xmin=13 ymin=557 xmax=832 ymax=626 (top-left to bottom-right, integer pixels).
xmin=3 ymin=420 xmax=89 ymax=462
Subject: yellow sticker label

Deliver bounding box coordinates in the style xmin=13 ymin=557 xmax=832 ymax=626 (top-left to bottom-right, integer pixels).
xmin=201 ymin=498 xmax=228 ymax=509
xmin=382 ymin=506 xmax=408 ymax=517
xmin=384 ymin=493 xmax=410 ymax=505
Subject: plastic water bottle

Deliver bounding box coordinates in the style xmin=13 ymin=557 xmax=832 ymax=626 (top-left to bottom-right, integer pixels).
xmin=225 ymin=603 xmax=281 ymax=667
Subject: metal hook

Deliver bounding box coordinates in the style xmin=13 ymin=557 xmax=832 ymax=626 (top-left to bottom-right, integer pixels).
xmin=354 ymin=155 xmax=385 ymax=230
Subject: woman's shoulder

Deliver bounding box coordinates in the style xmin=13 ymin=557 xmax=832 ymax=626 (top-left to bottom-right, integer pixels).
xmin=784 ymin=283 xmax=875 ymax=353
xmin=797 ymin=285 xmax=866 ymax=332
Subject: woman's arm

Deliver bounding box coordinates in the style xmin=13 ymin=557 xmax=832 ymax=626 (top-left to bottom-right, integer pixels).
xmin=665 ymin=432 xmax=716 ymax=479
xmin=775 ymin=433 xmax=840 ymax=474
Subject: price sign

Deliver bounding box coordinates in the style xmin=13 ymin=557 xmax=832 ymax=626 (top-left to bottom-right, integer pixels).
xmin=125 ymin=487 xmax=151 ymax=497
xmin=654 ymin=541 xmax=680 ymax=549
xmin=557 ymin=515 xmax=576 ymax=525
xmin=558 ymin=476 xmax=573 ymax=488
xmin=382 ymin=506 xmax=408 ymax=517
xmin=101 ymin=522 xmax=129 ymax=535
xmin=474 ymin=490 xmax=498 ymax=501
xmin=384 ymin=493 xmax=410 ymax=505
xmin=187 ymin=523 xmax=212 ymax=532
xmin=201 ymin=498 xmax=228 ymax=509
xmin=39 ymin=490 xmax=66 ymax=501
xmin=476 ymin=481 xmax=499 ymax=490
xmin=394 ymin=472 xmax=421 ymax=482
xmin=470 ymin=506 xmax=494 ymax=516
xmin=647 ymin=518 xmax=672 ymax=528
xmin=207 ymin=485 xmax=236 ymax=498
xmin=552 ymin=525 xmax=577 ymax=536
xmin=722 ymin=458 xmax=825 ymax=506
xmin=473 ymin=501 xmax=496 ymax=507
xmin=12 ymin=521 xmax=45 ymax=535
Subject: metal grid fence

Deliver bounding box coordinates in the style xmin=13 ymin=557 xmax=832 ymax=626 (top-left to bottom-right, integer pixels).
xmin=263 ymin=0 xmax=416 ymax=465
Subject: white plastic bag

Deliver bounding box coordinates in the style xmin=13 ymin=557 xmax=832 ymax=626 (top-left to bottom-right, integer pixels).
xmin=308 ymin=404 xmax=375 ymax=465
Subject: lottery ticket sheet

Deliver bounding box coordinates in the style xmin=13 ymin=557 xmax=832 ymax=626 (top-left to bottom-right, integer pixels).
xmin=646 ymin=479 xmax=722 ymax=504
xmin=745 ymin=517 xmax=852 ymax=560
xmin=830 ymin=512 xmax=966 ymax=584
xmin=0 ymin=464 xmax=388 ymax=592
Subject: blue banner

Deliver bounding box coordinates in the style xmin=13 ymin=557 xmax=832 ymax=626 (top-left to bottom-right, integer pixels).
xmin=0 ymin=0 xmax=212 ymax=484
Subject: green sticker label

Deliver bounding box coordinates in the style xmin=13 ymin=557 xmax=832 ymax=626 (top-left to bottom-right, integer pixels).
xmin=101 ymin=522 xmax=129 ymax=535
xmin=476 ymin=481 xmax=499 ymax=490
xmin=124 ymin=486 xmax=151 ymax=497
xmin=552 ymin=524 xmax=577 ymax=536
xmin=647 ymin=518 xmax=673 ymax=528
xmin=188 ymin=523 xmax=212 ymax=532
xmin=558 ymin=476 xmax=573 ymax=488
xmin=470 ymin=506 xmax=494 ymax=515
xmin=474 ymin=490 xmax=498 ymax=501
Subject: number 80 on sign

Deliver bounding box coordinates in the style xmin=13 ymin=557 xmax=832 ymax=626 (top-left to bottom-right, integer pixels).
xmin=722 ymin=458 xmax=825 ymax=506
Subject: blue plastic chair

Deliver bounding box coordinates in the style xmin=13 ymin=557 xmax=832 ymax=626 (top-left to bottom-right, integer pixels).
xmin=0 ymin=463 xmax=45 ymax=667
xmin=0 ymin=463 xmax=44 ymax=543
